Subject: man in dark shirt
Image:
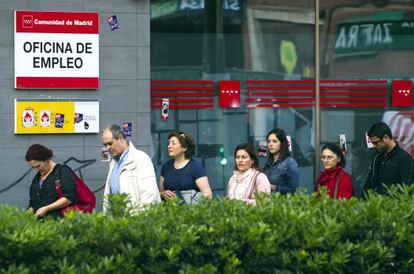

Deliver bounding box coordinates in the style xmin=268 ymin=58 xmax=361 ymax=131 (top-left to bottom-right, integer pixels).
xmin=364 ymin=122 xmax=414 ymax=194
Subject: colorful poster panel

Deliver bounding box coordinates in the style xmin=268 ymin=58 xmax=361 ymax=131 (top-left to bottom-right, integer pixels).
xmin=15 ymin=99 xmax=99 ymax=134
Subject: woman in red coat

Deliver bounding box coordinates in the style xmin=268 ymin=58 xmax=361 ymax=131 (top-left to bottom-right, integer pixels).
xmin=315 ymin=143 xmax=353 ymax=199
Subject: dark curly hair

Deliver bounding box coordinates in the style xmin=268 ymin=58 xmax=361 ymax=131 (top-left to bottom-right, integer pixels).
xmin=25 ymin=144 xmax=53 ymax=161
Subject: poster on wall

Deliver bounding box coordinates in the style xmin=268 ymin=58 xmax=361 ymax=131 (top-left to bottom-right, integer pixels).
xmin=14 ymin=99 xmax=99 ymax=134
xmin=14 ymin=11 xmax=99 ymax=89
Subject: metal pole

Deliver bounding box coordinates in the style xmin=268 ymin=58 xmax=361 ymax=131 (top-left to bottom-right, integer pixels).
xmin=315 ymin=0 xmax=321 ymax=181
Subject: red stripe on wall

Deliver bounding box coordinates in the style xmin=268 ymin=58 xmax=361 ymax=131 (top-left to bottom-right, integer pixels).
xmin=150 ymin=79 xmax=390 ymax=109
xmin=150 ymin=80 xmax=215 ymax=109
xmin=246 ymin=103 xmax=315 ymax=108
xmin=320 ymin=103 xmax=387 ymax=107
xmin=151 ymin=104 xmax=214 ymax=109
xmin=246 ymin=92 xmax=314 ymax=97
xmin=320 ymin=91 xmax=387 ymax=96
xmin=247 ymin=92 xmax=387 ymax=97
xmin=246 ymin=79 xmax=387 ymax=84
xmin=246 ymin=80 xmax=314 ymax=84
xmin=16 ymin=77 xmax=99 ymax=89
xmin=150 ymin=92 xmax=214 ymax=97
xmin=320 ymin=85 xmax=388 ymax=90
xmin=246 ymin=86 xmax=387 ymax=91
xmin=246 ymin=86 xmax=314 ymax=90
xmin=151 ymin=98 xmax=214 ymax=103
xmin=245 ymin=79 xmax=388 ymax=108
xmin=151 ymin=80 xmax=214 ymax=84
xmin=246 ymin=102 xmax=387 ymax=108
xmin=15 ymin=11 xmax=99 ymax=34
xmin=151 ymin=86 xmax=214 ymax=91
xmin=246 ymin=98 xmax=315 ymax=102
xmin=246 ymin=97 xmax=385 ymax=102
xmin=320 ymin=79 xmax=388 ymax=84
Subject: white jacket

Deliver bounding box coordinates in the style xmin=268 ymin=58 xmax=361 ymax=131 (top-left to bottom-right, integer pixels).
xmin=103 ymin=142 xmax=161 ymax=214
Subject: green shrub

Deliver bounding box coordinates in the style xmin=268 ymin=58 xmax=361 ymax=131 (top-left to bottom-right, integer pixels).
xmin=1 ymin=186 xmax=414 ymax=273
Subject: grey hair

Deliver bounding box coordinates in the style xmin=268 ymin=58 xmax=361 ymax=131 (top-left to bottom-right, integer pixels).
xmin=104 ymin=124 xmax=126 ymax=140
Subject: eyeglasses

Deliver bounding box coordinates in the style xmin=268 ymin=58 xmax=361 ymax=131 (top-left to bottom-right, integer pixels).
xmin=179 ymin=132 xmax=186 ymax=138
xmin=370 ymin=138 xmax=383 ymax=145
xmin=321 ymin=155 xmax=336 ymax=161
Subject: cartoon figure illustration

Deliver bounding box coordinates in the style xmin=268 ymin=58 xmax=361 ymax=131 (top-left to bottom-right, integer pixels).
xmin=40 ymin=110 xmax=51 ymax=128
xmin=22 ymin=109 xmax=35 ymax=128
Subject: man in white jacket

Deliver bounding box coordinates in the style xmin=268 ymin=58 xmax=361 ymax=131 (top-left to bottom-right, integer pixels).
xmin=101 ymin=124 xmax=161 ymax=213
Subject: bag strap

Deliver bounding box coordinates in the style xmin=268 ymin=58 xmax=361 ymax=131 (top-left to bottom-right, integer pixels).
xmin=333 ymin=171 xmax=342 ymax=199
xmin=54 ymin=164 xmax=63 ymax=199
xmin=248 ymin=171 xmax=260 ymax=199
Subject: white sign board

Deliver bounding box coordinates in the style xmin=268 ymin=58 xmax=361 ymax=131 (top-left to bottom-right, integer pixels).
xmin=14 ymin=11 xmax=99 ymax=89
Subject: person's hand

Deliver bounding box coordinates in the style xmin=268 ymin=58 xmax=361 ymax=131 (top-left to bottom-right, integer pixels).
xmin=35 ymin=206 xmax=49 ymax=217
xmin=163 ymin=190 xmax=177 ymax=199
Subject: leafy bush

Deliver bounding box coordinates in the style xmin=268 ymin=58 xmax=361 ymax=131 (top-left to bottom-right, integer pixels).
xmin=1 ymin=186 xmax=414 ymax=273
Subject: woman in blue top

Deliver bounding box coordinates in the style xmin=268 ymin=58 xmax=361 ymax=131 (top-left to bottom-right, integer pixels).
xmin=263 ymin=128 xmax=299 ymax=194
xmin=159 ymin=131 xmax=212 ymax=203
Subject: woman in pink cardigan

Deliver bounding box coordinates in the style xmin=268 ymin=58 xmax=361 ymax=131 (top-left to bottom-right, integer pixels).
xmin=227 ymin=143 xmax=271 ymax=205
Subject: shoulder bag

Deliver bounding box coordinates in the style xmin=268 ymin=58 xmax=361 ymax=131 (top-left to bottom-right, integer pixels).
xmin=333 ymin=171 xmax=342 ymax=199
xmin=247 ymin=171 xmax=261 ymax=199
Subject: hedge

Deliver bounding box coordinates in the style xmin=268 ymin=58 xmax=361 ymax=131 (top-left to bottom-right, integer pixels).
xmin=1 ymin=187 xmax=414 ymax=273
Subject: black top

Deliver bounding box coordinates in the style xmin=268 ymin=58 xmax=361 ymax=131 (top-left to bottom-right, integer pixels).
xmin=28 ymin=164 xmax=77 ymax=218
xmin=364 ymin=144 xmax=414 ymax=194
xmin=161 ymin=159 xmax=206 ymax=191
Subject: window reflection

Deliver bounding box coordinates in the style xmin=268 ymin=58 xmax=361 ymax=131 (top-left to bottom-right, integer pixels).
xmin=151 ymin=0 xmax=414 ymax=196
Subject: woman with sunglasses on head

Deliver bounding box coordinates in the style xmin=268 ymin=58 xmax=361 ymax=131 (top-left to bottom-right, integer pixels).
xmin=314 ymin=143 xmax=353 ymax=199
xmin=159 ymin=131 xmax=212 ymax=204
xmin=227 ymin=143 xmax=271 ymax=205
xmin=263 ymin=128 xmax=299 ymax=194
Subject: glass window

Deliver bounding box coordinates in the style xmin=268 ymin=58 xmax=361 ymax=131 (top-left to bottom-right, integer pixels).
xmin=320 ymin=0 xmax=414 ymax=195
xmin=151 ymin=0 xmax=317 ymax=195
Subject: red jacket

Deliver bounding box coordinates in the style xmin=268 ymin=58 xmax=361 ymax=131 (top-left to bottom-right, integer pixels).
xmin=315 ymin=166 xmax=353 ymax=199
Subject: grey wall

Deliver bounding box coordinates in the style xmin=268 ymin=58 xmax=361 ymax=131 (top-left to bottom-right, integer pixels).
xmin=0 ymin=0 xmax=151 ymax=210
